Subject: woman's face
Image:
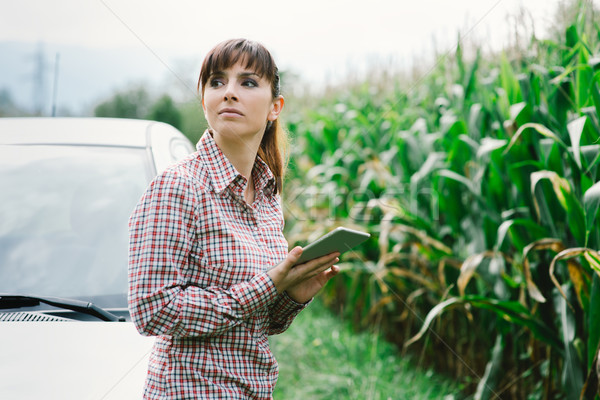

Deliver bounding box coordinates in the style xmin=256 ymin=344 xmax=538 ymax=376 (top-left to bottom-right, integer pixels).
xmin=202 ymin=61 xmax=283 ymax=142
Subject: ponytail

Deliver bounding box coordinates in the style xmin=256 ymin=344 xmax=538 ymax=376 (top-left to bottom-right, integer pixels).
xmin=257 ymin=118 xmax=288 ymax=194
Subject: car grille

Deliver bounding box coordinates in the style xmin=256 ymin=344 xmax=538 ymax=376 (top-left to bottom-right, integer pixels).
xmin=0 ymin=312 xmax=73 ymax=322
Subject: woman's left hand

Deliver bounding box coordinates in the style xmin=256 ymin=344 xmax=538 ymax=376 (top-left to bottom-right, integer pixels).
xmin=285 ymin=263 xmax=340 ymax=304
xmin=267 ymin=247 xmax=340 ymax=304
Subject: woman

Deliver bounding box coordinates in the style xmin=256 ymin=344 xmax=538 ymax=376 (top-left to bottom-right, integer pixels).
xmin=128 ymin=38 xmax=340 ymax=399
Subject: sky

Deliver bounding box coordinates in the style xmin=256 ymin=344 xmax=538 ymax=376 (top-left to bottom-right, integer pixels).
xmin=0 ymin=0 xmax=565 ymax=114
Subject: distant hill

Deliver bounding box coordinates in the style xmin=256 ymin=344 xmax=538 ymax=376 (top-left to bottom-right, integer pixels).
xmin=0 ymin=41 xmax=195 ymax=116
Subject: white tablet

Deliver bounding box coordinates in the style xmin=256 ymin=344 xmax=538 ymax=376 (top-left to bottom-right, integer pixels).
xmin=294 ymin=227 xmax=370 ymax=266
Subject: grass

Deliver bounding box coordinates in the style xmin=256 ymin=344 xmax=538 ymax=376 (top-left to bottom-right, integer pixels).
xmin=270 ymin=298 xmax=461 ymax=399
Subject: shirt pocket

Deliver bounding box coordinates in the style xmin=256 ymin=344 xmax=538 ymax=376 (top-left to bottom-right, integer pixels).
xmin=197 ymin=222 xmax=264 ymax=288
xmin=255 ymin=212 xmax=288 ymax=268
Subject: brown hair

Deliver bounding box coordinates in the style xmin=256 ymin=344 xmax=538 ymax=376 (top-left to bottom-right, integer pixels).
xmin=197 ymin=38 xmax=287 ymax=194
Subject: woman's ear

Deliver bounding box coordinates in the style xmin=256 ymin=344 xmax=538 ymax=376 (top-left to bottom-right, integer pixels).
xmin=268 ymin=96 xmax=285 ymax=121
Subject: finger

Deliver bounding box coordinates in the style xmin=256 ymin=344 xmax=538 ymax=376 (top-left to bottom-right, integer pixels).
xmin=315 ymin=255 xmax=340 ymax=272
xmin=325 ymin=264 xmax=340 ymax=278
xmin=298 ymin=252 xmax=340 ymax=270
xmin=314 ymin=265 xmax=340 ymax=287
xmin=283 ymin=246 xmax=303 ymax=269
xmin=307 ymin=257 xmax=339 ymax=280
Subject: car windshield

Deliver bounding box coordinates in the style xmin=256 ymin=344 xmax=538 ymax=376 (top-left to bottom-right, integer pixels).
xmin=0 ymin=144 xmax=151 ymax=301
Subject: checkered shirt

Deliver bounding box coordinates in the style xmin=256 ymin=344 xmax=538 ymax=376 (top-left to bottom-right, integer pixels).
xmin=128 ymin=131 xmax=305 ymax=399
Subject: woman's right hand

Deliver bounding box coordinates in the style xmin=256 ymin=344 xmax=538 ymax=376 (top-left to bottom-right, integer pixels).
xmin=267 ymin=247 xmax=340 ymax=304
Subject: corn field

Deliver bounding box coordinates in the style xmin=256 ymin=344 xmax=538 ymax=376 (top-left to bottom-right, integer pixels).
xmin=282 ymin=2 xmax=600 ymax=398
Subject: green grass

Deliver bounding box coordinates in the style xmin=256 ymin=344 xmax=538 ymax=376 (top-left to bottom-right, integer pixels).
xmin=270 ymin=299 xmax=461 ymax=399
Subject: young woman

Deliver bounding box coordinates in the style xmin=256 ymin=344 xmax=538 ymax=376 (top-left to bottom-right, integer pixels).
xmin=128 ymin=38 xmax=340 ymax=399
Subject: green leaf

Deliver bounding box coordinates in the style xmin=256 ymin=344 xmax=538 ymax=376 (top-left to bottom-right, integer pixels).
xmin=457 ymin=252 xmax=488 ymax=296
xmin=499 ymin=53 xmax=522 ymax=104
xmin=585 ymin=251 xmax=600 ymax=274
xmin=554 ymin=288 xmax=585 ymax=399
xmin=588 ymin=275 xmax=600 ymax=369
xmin=495 ymin=219 xmax=547 ymax=252
xmin=477 ymin=138 xmax=507 ymax=160
xmin=530 ymin=171 xmax=572 ymax=237
xmin=437 ymin=169 xmax=477 ymax=196
xmin=576 ymin=64 xmax=593 ymax=111
xmin=581 ymin=145 xmax=600 ymax=175
xmin=584 ymin=181 xmax=600 ymax=246
xmin=463 ymin=50 xmax=480 ymax=101
xmin=567 ymin=116 xmax=587 ymax=170
xmin=410 ymin=152 xmax=446 ymax=186
xmin=463 ymin=296 xmax=562 ymax=349
xmin=566 ymin=24 xmax=579 ymax=48
xmin=592 ymin=76 xmax=600 ymax=124
xmin=474 ymin=335 xmax=505 ymax=400
xmin=406 ymin=295 xmax=562 ymax=350
xmin=563 ymin=187 xmax=587 ymax=245
xmin=509 ymin=102 xmax=532 ymax=126
xmin=404 ymin=297 xmax=462 ymax=347
xmin=531 ymin=171 xmax=571 ymax=210
xmin=504 ymin=123 xmax=568 ymax=155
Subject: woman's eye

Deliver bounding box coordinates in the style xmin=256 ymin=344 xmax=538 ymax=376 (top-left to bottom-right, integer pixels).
xmin=242 ymin=79 xmax=258 ymax=87
xmin=210 ymin=78 xmax=224 ymax=88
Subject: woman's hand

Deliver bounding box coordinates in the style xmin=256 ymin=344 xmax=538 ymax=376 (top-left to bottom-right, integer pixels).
xmin=267 ymin=247 xmax=340 ymax=304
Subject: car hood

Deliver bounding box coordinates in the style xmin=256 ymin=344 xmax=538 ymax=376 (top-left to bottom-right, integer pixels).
xmin=0 ymin=322 xmax=155 ymax=399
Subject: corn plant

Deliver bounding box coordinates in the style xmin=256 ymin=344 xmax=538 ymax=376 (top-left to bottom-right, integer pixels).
xmin=283 ymin=1 xmax=600 ymax=398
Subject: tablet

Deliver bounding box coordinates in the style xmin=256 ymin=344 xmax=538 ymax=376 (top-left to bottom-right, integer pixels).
xmin=294 ymin=227 xmax=370 ymax=266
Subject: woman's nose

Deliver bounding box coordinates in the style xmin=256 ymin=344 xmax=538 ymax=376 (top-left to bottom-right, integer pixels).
xmin=223 ymin=83 xmax=238 ymax=101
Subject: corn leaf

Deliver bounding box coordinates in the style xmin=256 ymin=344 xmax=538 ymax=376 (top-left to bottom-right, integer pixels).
xmin=522 ymin=239 xmax=565 ymax=303
xmin=554 ymin=289 xmax=585 ymax=398
xmin=549 ymin=248 xmax=592 ymax=311
xmin=404 ymin=297 xmax=462 ymax=348
xmin=581 ymin=145 xmax=600 ymax=175
xmin=587 ymin=275 xmax=600 ymax=371
xmin=584 ymin=181 xmax=600 ymax=246
xmin=585 ymin=250 xmax=600 ymax=274
xmin=495 ymin=219 xmax=547 ymax=252
xmin=530 ymin=171 xmax=571 ymax=236
xmin=592 ymin=75 xmax=600 ymax=124
xmin=406 ymin=295 xmax=562 ymax=350
xmin=567 ymin=116 xmax=587 ymax=170
xmin=477 ymin=138 xmax=507 ymax=160
xmin=510 ymin=102 xmax=532 ymax=127
xmin=437 ymin=169 xmax=477 ymax=196
xmin=474 ymin=335 xmax=504 ymax=400
xmin=457 ymin=252 xmax=489 ymax=297
xmin=504 ymin=123 xmax=568 ymax=155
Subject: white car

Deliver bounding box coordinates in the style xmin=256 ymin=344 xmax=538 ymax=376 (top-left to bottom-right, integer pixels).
xmin=0 ymin=118 xmax=195 ymax=399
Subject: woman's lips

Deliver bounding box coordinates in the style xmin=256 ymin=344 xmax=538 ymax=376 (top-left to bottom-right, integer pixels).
xmin=219 ymin=108 xmax=244 ymax=117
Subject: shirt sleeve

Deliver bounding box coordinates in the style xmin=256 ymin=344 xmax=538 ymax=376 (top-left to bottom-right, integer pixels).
xmin=267 ymin=291 xmax=310 ymax=335
xmin=127 ymin=171 xmax=279 ymax=338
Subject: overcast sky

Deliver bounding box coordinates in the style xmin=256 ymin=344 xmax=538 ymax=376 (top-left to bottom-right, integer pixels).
xmin=0 ymin=0 xmax=564 ymax=113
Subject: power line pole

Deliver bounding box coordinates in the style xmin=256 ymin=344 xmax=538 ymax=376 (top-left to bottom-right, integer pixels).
xmin=51 ymin=53 xmax=60 ymax=117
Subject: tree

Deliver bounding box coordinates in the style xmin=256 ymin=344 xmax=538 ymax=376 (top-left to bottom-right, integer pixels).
xmin=146 ymin=95 xmax=182 ymax=129
xmin=0 ymin=88 xmax=27 ymax=117
xmin=92 ymin=85 xmax=205 ymax=144
xmin=94 ymin=86 xmax=151 ymax=119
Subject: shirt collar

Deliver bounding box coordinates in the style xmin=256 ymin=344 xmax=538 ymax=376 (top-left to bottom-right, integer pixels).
xmin=197 ymin=130 xmax=276 ymax=196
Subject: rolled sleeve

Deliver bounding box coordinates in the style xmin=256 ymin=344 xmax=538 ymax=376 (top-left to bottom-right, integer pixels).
xmin=267 ymin=290 xmax=311 ymax=335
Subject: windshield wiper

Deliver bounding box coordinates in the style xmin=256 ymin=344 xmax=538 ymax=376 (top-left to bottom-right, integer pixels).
xmin=0 ymin=294 xmax=126 ymax=322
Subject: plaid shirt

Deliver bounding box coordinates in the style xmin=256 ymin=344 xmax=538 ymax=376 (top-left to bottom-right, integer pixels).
xmin=128 ymin=131 xmax=305 ymax=399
